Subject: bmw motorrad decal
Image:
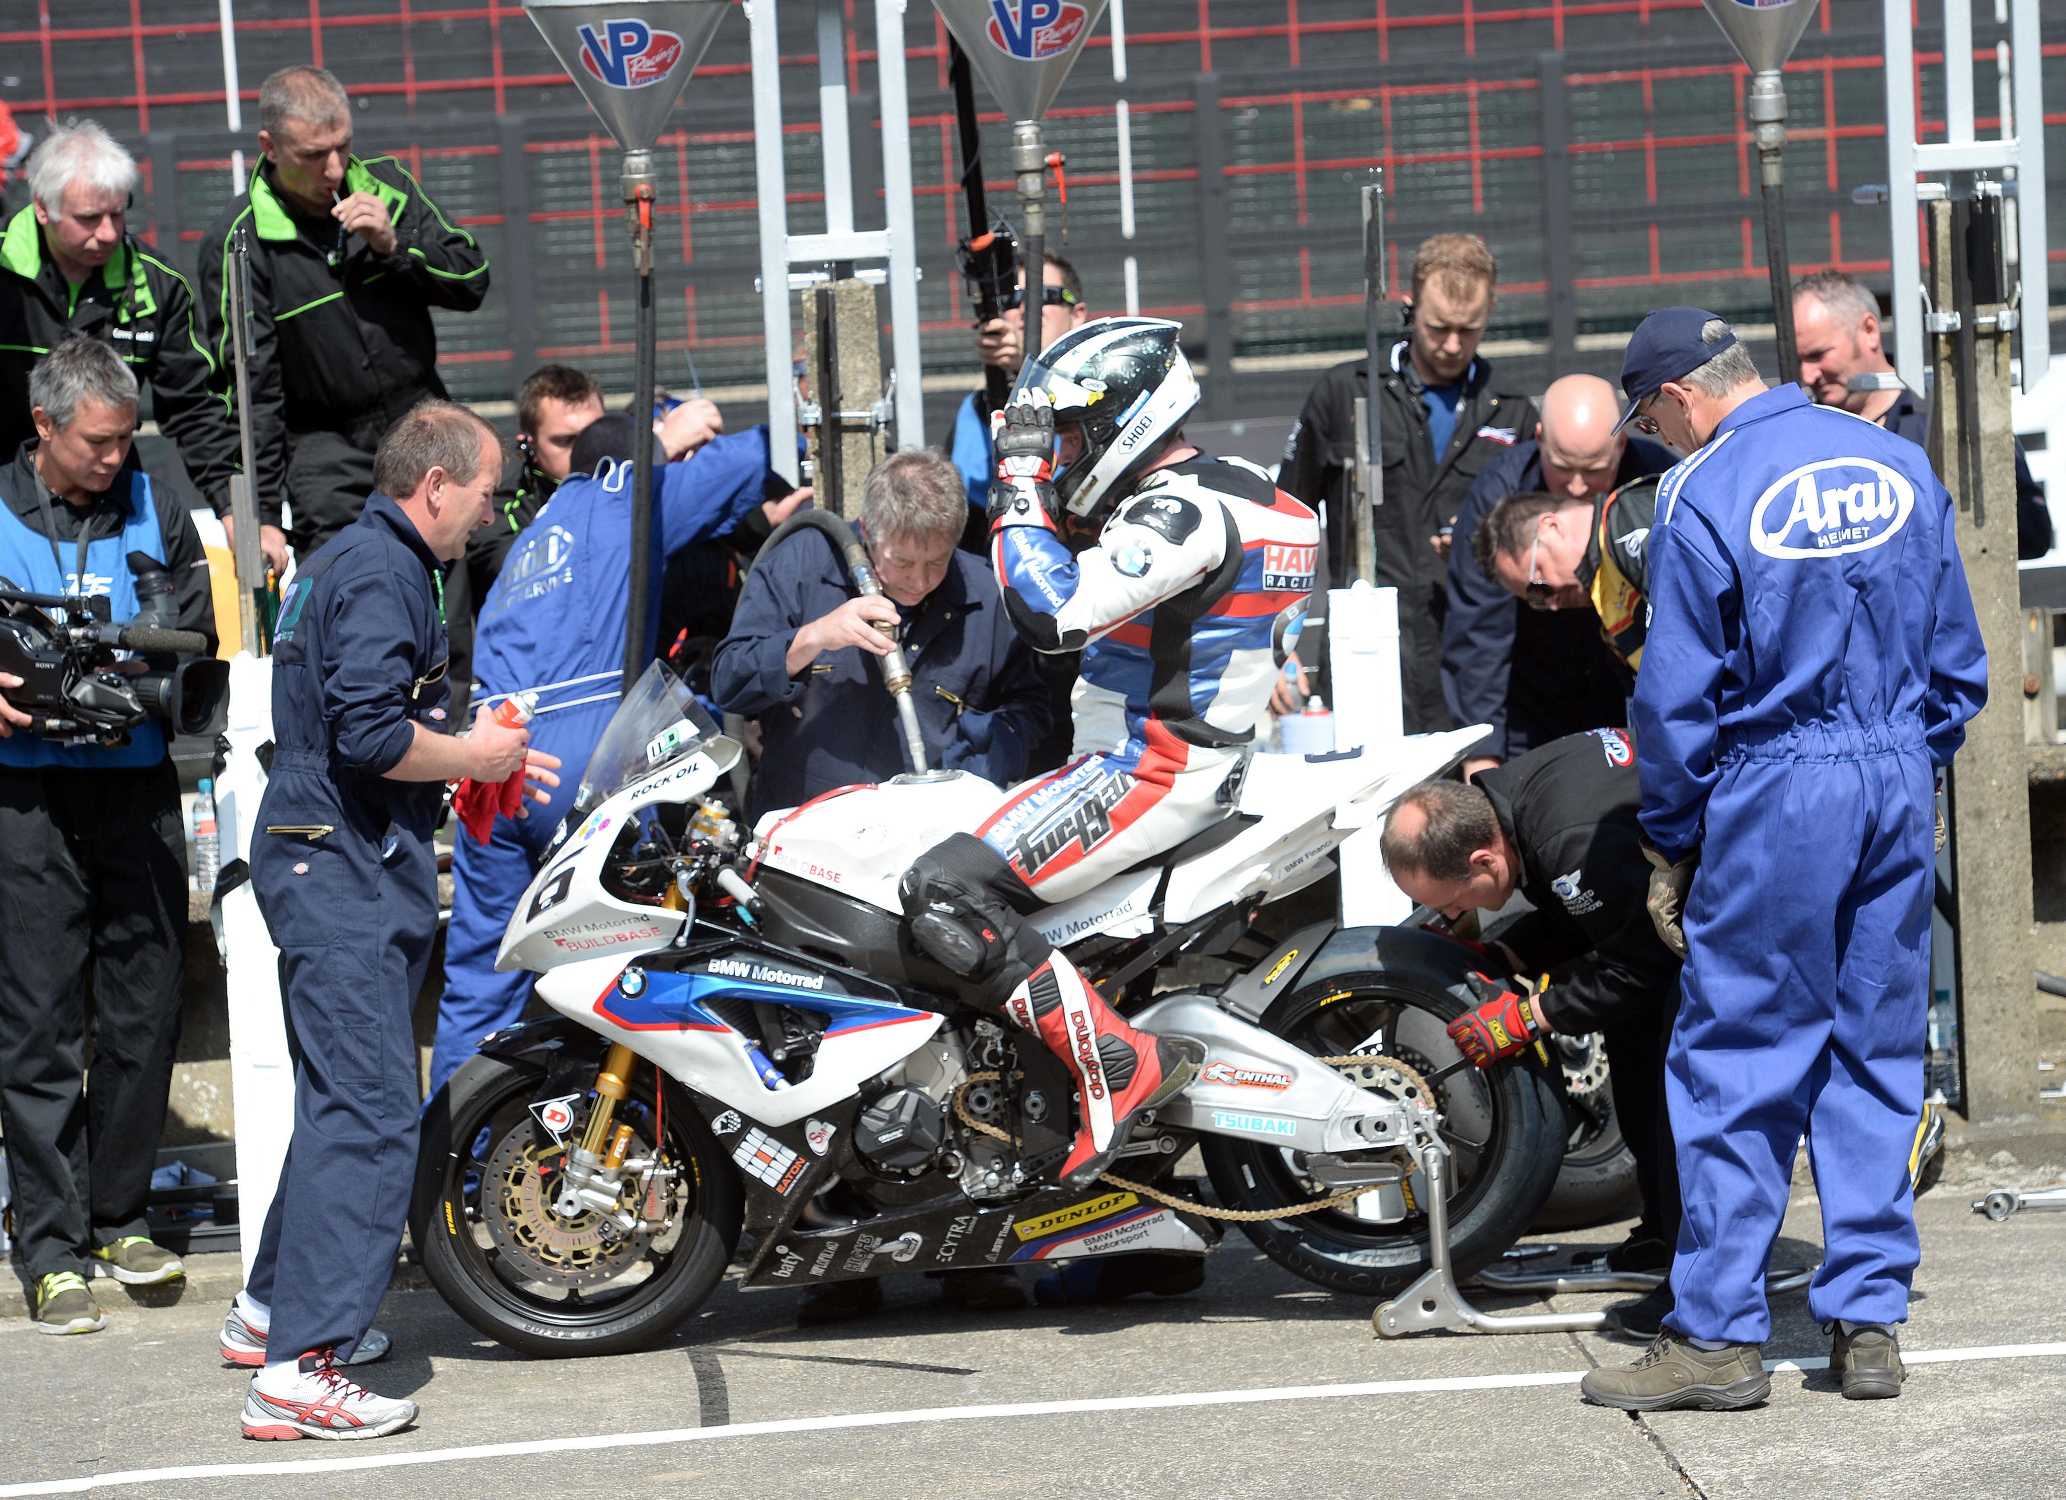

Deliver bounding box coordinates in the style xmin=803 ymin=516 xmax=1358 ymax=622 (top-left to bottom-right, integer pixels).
xmin=592 ymin=963 xmax=931 ymax=1037
xmin=1012 ymin=1203 xmax=1165 ymax=1260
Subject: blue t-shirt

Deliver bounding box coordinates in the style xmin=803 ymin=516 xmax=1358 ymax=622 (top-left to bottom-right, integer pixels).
xmin=1422 ymin=380 xmax=1465 ymax=462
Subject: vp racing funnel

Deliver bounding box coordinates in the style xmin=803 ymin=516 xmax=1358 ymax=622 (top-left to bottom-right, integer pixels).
xmin=522 ymin=0 xmax=729 ymax=153
xmin=930 ymin=0 xmax=1111 ymax=124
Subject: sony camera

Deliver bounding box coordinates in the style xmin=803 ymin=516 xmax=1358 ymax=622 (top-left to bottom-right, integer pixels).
xmin=0 ymin=551 xmax=229 ymax=746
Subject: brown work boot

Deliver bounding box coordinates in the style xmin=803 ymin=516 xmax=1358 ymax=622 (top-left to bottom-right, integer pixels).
xmin=1831 ymin=1325 xmax=1905 ymax=1400
xmin=1580 ymin=1330 xmax=1770 ymax=1411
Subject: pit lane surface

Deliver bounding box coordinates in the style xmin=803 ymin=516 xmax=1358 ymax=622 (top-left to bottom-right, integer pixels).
xmin=2 ymin=1185 xmax=2060 ymax=1499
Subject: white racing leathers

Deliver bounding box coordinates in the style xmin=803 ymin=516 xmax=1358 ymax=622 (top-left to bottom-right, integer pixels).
xmin=979 ymin=456 xmax=1320 ymax=899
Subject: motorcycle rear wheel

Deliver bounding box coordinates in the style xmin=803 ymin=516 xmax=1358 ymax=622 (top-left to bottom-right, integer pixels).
xmin=414 ymin=1052 xmax=741 ymax=1358
xmin=1200 ymin=965 xmax=1563 ymax=1298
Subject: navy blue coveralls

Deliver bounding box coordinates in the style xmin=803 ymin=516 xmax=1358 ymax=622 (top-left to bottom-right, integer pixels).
xmin=710 ymin=525 xmax=1052 ymax=821
xmin=1632 ymin=385 xmax=1989 ymax=1344
xmin=247 ymin=493 xmax=451 ymax=1365
xmin=1441 ymin=435 xmax=1675 ymax=760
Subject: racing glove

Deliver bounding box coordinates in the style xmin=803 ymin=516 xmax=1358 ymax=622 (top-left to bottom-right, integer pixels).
xmin=1641 ymin=841 xmax=1696 ymax=959
xmin=986 ymin=390 xmax=1062 ymax=534
xmin=1446 ymin=973 xmax=1547 ymax=1069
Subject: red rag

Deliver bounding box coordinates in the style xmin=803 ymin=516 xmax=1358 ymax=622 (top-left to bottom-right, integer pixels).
xmin=452 ymin=768 xmax=527 ymax=845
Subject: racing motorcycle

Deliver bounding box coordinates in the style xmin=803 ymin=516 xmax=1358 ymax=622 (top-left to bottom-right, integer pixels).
xmin=410 ymin=664 xmax=1565 ymax=1357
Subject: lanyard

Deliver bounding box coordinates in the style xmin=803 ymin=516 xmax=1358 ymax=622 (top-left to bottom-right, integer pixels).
xmin=32 ymin=467 xmax=94 ymax=599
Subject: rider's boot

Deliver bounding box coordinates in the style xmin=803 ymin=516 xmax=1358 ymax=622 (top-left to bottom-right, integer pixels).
xmin=1001 ymin=953 xmax=1203 ymax=1188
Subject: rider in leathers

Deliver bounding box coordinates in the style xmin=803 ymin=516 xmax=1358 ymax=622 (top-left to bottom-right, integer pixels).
xmin=900 ymin=318 xmax=1323 ymax=1186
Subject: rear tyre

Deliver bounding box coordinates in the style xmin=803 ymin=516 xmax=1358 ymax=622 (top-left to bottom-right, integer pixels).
xmin=412 ymin=1051 xmax=741 ymax=1358
xmin=1201 ymin=960 xmax=1563 ymax=1298
xmin=1531 ymin=1032 xmax=1643 ymax=1232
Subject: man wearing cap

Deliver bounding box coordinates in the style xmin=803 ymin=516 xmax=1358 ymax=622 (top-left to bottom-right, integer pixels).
xmin=1580 ymin=309 xmax=1988 ymax=1411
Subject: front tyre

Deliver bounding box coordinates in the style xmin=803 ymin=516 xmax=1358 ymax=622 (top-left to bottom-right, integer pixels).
xmin=412 ymin=1053 xmax=741 ymax=1358
xmin=1201 ymin=963 xmax=1563 ymax=1298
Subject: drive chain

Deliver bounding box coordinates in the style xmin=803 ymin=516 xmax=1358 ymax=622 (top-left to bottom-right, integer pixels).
xmin=951 ymin=1052 xmax=1436 ymax=1224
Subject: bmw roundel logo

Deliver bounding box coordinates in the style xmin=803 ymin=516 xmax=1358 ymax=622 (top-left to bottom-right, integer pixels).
xmin=619 ymin=967 xmax=646 ymax=997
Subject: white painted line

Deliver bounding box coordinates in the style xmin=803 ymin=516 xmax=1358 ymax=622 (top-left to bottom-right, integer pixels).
xmin=6 ymin=1340 xmax=2064 ymax=1496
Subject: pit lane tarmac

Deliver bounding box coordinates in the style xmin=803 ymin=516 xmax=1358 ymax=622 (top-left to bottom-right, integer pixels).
xmin=1 ymin=1183 xmax=2060 ymax=1500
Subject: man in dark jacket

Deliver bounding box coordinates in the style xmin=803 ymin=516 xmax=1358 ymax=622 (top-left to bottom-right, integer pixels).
xmin=1 ymin=122 xmax=237 ymax=510
xmin=712 ymin=450 xmax=1051 ymax=821
xmin=1794 ymin=270 xmax=2050 ymax=557
xmin=198 ymin=66 xmax=489 ymax=572
xmin=1442 ymin=374 xmax=1674 ymax=775
xmin=0 ymin=338 xmax=216 ymax=1335
xmin=1380 ymin=730 xmax=1682 ymax=1339
xmin=1279 ymin=233 xmax=1536 ymax=732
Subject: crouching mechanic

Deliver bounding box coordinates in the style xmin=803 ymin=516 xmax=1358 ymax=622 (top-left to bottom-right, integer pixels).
xmin=231 ymin=401 xmax=559 ymax=1440
xmin=428 ymin=408 xmax=794 ymax=1097
xmin=898 ymin=317 xmax=1322 ymax=1228
xmin=1380 ymin=731 xmax=1683 ymax=1341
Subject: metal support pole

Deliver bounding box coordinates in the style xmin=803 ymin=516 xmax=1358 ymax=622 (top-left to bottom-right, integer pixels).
xmin=875 ymin=0 xmax=925 ymax=449
xmin=1929 ymin=194 xmax=2037 ymax=1122
xmin=623 ymin=148 xmax=660 ymax=692
xmin=1881 ymin=2 xmax=1924 ymax=392
xmin=816 ymin=0 xmax=856 ymax=236
xmin=1013 ymin=118 xmax=1046 ymax=360
xmin=747 ymin=0 xmax=799 ymax=484
xmin=2006 ymin=0 xmax=2050 ymax=389
xmin=1537 ymin=53 xmax=1577 ymax=377
xmin=1193 ymin=73 xmax=1234 ymax=422
xmin=1747 ymin=69 xmax=1797 ymax=381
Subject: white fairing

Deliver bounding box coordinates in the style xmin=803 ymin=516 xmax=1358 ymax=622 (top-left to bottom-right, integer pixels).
xmin=751 ymin=727 xmax=1493 ymax=938
xmin=531 ymin=955 xmax=943 ymax=1129
xmin=497 ymin=744 xmax=737 ymax=973
xmin=750 ymin=771 xmax=1003 ymax=914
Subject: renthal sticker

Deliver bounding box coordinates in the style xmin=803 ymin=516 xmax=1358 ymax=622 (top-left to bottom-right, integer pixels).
xmin=804 ymin=1118 xmax=836 ymax=1157
xmin=733 ymin=1127 xmax=799 ymax=1188
xmin=1262 ymin=948 xmax=1300 ymax=986
xmin=1201 ymin=1060 xmax=1295 ymax=1091
xmin=528 ymin=1094 xmax=581 ymax=1140
xmin=1211 ymin=1110 xmax=1297 ymax=1139
xmin=710 ymin=1109 xmax=743 ymax=1136
xmin=1014 ymin=1191 xmax=1139 ymax=1242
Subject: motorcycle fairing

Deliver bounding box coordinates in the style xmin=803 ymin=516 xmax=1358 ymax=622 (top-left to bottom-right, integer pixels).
xmin=533 ymin=947 xmax=944 ymax=1129
xmin=739 ymin=1184 xmax=1217 ymax=1289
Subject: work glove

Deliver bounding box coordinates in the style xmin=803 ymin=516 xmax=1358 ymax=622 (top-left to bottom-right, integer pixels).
xmin=986 ymin=390 xmax=1062 ymax=533
xmin=1446 ymin=973 xmax=1547 ymax=1069
xmin=1641 ymin=842 xmax=1697 ymax=959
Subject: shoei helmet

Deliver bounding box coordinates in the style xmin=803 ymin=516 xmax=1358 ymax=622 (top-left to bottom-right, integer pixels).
xmin=1012 ymin=317 xmax=1200 ymax=526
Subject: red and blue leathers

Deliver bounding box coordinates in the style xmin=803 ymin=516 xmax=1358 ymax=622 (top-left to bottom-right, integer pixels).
xmin=1631 ymin=383 xmax=1988 ymax=1344
xmin=429 ymin=432 xmax=777 ymax=1095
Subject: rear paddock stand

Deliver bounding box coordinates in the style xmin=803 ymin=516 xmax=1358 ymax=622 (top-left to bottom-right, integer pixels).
xmin=1373 ymin=1141 xmax=1815 ymax=1337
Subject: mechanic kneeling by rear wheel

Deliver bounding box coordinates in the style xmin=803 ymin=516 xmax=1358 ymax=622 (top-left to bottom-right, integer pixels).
xmin=1379 ymin=729 xmax=1682 ymax=1342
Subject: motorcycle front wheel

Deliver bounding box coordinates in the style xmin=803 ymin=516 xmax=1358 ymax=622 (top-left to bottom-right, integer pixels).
xmin=1200 ymin=963 xmax=1564 ymax=1298
xmin=413 ymin=1052 xmax=742 ymax=1358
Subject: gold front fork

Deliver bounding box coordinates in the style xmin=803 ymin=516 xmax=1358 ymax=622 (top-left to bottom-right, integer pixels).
xmin=578 ymin=1042 xmax=637 ymax=1158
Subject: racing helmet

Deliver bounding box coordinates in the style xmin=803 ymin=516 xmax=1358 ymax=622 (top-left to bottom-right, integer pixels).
xmin=1012 ymin=317 xmax=1200 ymax=525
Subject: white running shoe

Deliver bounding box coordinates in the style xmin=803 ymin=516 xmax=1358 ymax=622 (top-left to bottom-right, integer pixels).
xmin=220 ymin=1302 xmax=391 ymax=1368
xmin=241 ymin=1355 xmax=417 ymax=1441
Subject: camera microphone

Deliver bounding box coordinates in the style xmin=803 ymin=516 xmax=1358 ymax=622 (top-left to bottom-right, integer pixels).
xmin=113 ymin=624 xmax=210 ymax=655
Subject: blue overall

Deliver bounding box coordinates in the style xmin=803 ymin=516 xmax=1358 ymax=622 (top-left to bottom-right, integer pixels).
xmin=246 ymin=493 xmax=451 ymax=1365
xmin=429 ymin=434 xmax=776 ymax=1096
xmin=1631 ymin=385 xmax=1988 ymax=1343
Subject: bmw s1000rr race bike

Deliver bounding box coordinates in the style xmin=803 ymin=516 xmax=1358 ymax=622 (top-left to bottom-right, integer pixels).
xmin=411 ymin=665 xmax=1565 ymax=1356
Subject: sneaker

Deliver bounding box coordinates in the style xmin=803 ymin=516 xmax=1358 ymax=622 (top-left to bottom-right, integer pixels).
xmin=1603 ymin=1234 xmax=1673 ymax=1275
xmin=1602 ymin=1283 xmax=1674 ymax=1343
xmin=1831 ymin=1325 xmax=1905 ymax=1400
xmin=1580 ymin=1330 xmax=1770 ymax=1411
xmin=241 ymin=1352 xmax=418 ymax=1440
xmin=33 ymin=1272 xmax=107 ymax=1335
xmin=795 ymin=1278 xmax=884 ymax=1327
xmin=90 ymin=1236 xmax=185 ymax=1286
xmin=220 ymin=1302 xmax=392 ymax=1368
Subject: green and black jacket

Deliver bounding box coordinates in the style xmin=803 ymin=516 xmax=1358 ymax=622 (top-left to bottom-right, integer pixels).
xmin=196 ymin=154 xmax=489 ymax=525
xmin=0 ymin=207 xmax=237 ymax=507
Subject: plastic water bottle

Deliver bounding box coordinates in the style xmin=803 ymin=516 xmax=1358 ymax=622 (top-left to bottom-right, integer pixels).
xmin=1278 ymin=695 xmax=1335 ymax=756
xmin=190 ymin=778 xmax=220 ymax=899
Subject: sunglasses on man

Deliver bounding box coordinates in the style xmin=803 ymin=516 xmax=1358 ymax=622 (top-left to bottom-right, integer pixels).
xmin=999 ymin=284 xmax=1078 ymax=312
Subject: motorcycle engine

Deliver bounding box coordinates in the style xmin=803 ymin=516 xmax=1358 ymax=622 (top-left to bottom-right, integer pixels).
xmin=852 ymin=1088 xmax=947 ymax=1178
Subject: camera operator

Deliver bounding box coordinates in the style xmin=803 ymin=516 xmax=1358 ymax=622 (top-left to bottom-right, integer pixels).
xmin=0 ymin=335 xmax=214 ymax=1334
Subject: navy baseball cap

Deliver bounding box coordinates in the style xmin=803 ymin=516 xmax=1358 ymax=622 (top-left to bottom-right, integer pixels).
xmin=1611 ymin=307 xmax=1737 ymax=434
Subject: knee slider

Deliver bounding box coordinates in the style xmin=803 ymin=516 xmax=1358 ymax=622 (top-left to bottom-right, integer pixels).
xmin=900 ymin=834 xmax=1050 ymax=995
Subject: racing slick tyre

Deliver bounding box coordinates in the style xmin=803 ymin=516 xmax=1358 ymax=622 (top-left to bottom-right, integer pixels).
xmin=1200 ymin=962 xmax=1564 ymax=1299
xmin=1530 ymin=1032 xmax=1643 ymax=1232
xmin=412 ymin=1051 xmax=741 ymax=1358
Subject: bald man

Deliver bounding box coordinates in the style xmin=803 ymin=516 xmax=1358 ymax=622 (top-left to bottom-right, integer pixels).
xmin=1443 ymin=374 xmax=1676 ymax=775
